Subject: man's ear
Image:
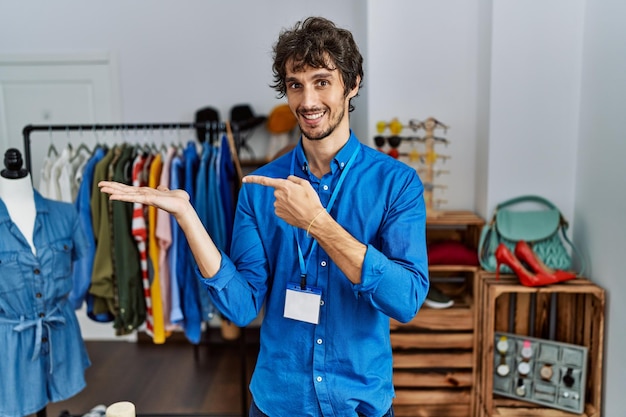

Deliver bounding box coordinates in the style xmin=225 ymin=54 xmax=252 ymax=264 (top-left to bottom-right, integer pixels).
xmin=348 ymin=76 xmax=361 ymax=99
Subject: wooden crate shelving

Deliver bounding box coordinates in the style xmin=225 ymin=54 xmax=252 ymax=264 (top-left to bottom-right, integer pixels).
xmin=392 ymin=211 xmax=484 ymax=417
xmin=474 ymin=273 xmax=605 ymax=417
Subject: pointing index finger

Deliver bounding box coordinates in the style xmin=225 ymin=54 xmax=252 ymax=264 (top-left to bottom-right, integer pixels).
xmin=242 ymin=175 xmax=285 ymax=189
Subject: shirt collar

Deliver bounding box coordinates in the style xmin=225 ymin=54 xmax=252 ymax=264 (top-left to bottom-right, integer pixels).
xmin=295 ymin=130 xmax=360 ymax=176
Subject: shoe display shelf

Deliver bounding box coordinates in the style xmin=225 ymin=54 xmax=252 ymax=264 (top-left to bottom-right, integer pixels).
xmin=474 ymin=273 xmax=605 ymax=417
xmin=391 ymin=210 xmax=485 ymax=417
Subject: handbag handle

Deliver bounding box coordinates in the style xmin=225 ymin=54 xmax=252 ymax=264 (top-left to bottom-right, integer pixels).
xmin=491 ymin=195 xmax=568 ymax=227
xmin=495 ymin=195 xmax=559 ymax=212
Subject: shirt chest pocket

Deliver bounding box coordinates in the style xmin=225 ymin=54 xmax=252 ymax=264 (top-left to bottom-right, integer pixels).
xmin=0 ymin=251 xmax=25 ymax=295
xmin=49 ymin=238 xmax=74 ymax=297
xmin=51 ymin=238 xmax=74 ymax=278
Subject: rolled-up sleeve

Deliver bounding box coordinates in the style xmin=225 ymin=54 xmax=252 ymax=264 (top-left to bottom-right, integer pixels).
xmin=355 ymin=174 xmax=429 ymax=323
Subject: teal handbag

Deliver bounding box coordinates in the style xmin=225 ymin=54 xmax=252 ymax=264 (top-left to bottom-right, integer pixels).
xmin=478 ymin=195 xmax=584 ymax=275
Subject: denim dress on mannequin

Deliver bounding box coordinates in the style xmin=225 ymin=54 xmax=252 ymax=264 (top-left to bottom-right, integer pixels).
xmin=0 ymin=148 xmax=91 ymax=417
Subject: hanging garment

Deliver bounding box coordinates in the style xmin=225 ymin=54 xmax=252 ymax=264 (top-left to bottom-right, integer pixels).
xmin=195 ymin=142 xmax=217 ymax=323
xmin=179 ymin=141 xmax=203 ymax=343
xmin=111 ymin=145 xmax=145 ymax=335
xmin=167 ymin=151 xmax=184 ymax=329
xmin=207 ymin=141 xmax=227 ymax=252
xmin=38 ymin=148 xmax=58 ymax=199
xmin=156 ymin=146 xmax=177 ymax=331
xmin=89 ymin=147 xmax=118 ymax=317
xmin=71 ymin=143 xmax=94 ymax=203
xmin=69 ymin=146 xmax=107 ymax=312
xmin=218 ymin=134 xmax=236 ymax=254
xmin=147 ymin=152 xmax=167 ymax=344
xmin=131 ymin=151 xmax=154 ymax=337
xmin=48 ymin=145 xmax=73 ymax=202
xmin=59 ymin=147 xmax=86 ymax=202
xmin=0 ymin=191 xmax=90 ymax=417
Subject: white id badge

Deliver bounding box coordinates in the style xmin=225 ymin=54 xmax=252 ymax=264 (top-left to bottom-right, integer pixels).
xmin=284 ymin=283 xmax=322 ymax=324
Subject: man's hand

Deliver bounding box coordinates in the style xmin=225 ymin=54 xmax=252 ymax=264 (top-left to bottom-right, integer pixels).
xmin=98 ymin=181 xmax=192 ymax=219
xmin=242 ymin=175 xmax=324 ymax=229
xmin=243 ymin=174 xmax=365 ymax=284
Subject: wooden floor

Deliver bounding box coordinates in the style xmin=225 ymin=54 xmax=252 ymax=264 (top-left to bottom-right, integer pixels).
xmin=40 ymin=331 xmax=259 ymax=417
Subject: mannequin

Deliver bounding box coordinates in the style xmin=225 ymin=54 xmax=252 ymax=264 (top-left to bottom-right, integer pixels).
xmin=0 ymin=148 xmax=36 ymax=253
xmin=0 ymin=147 xmax=90 ymax=417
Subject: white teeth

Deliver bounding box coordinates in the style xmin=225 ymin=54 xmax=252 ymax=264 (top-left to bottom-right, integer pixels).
xmin=303 ymin=112 xmax=324 ymax=120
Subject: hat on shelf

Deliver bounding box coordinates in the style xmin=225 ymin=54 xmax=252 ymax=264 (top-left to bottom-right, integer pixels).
xmin=194 ymin=106 xmax=221 ymax=142
xmin=229 ymin=104 xmax=266 ymax=131
xmin=266 ymin=104 xmax=297 ymax=134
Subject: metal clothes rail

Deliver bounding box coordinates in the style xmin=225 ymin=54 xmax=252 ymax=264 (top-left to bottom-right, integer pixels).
xmin=22 ymin=121 xmax=243 ymax=182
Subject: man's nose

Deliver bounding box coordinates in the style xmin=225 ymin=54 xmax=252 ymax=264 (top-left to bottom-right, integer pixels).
xmin=301 ymin=85 xmax=319 ymax=108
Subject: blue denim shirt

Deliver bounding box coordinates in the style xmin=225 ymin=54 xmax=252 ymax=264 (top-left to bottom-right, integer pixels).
xmin=0 ymin=190 xmax=91 ymax=416
xmin=199 ymin=132 xmax=429 ymax=416
xmin=69 ymin=147 xmax=106 ymax=312
xmin=180 ymin=142 xmax=203 ymax=343
xmin=218 ymin=134 xmax=236 ymax=254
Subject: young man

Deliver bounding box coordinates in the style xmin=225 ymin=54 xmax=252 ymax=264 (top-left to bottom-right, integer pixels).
xmin=100 ymin=16 xmax=429 ymax=417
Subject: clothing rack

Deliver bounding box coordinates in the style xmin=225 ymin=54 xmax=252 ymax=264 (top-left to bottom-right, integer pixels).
xmin=22 ymin=121 xmax=243 ymax=184
xmin=20 ymin=121 xmax=250 ymax=417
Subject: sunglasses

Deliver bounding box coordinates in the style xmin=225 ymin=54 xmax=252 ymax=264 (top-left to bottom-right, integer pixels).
xmin=373 ymin=135 xmax=402 ymax=148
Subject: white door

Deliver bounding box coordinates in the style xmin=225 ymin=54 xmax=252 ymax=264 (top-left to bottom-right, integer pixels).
xmin=0 ymin=53 xmax=121 ymax=185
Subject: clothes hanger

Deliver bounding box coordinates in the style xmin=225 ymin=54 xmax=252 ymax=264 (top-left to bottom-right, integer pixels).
xmin=47 ymin=126 xmax=59 ymax=157
xmin=70 ymin=127 xmax=93 ymax=163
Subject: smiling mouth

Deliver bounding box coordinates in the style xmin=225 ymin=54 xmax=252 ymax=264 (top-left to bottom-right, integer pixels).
xmin=302 ymin=112 xmax=324 ymax=120
xmin=300 ymin=111 xmax=326 ymax=126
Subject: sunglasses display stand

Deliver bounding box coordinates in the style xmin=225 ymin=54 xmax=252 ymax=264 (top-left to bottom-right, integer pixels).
xmin=493 ymin=332 xmax=588 ymax=414
xmin=374 ymin=116 xmax=450 ymax=215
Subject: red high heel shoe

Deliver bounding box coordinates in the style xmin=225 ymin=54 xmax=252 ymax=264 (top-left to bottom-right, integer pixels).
xmin=494 ymin=244 xmax=558 ymax=287
xmin=514 ymin=241 xmax=576 ymax=283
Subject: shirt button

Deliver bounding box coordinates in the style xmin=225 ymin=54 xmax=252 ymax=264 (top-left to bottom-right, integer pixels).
xmin=320 ymin=261 xmax=327 ymax=267
xmin=317 ymin=339 xmax=323 ymax=345
xmin=320 ymin=300 xmax=325 ymax=306
xmin=35 ymin=293 xmax=42 ymax=298
xmin=34 ymin=269 xmax=41 ymax=275
xmin=316 ymin=376 xmax=323 ymax=382
xmin=322 ymin=185 xmax=329 ymax=191
xmin=41 ymin=337 xmax=48 ymax=343
xmin=39 ymin=312 xmax=45 ymax=318
xmin=340 ymin=162 xmax=345 ymax=168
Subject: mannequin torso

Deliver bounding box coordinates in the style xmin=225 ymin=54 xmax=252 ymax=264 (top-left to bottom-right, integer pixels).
xmin=1 ymin=149 xmax=36 ymax=253
xmin=0 ymin=149 xmax=91 ymax=416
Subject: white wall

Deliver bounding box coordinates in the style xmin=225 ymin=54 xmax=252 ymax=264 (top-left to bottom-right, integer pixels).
xmin=367 ymin=0 xmax=480 ymax=210
xmin=575 ymin=1 xmax=626 ymax=415
xmin=474 ymin=0 xmax=493 ymax=217
xmin=0 ymin=0 xmax=368 ymax=157
xmin=486 ymin=1 xmax=585 ymax=223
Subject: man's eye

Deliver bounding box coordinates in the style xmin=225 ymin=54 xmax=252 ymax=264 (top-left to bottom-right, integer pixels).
xmin=318 ymin=80 xmax=329 ymax=87
xmin=288 ymin=83 xmax=301 ymax=89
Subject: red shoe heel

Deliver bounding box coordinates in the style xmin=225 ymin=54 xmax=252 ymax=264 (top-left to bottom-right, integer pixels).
xmin=494 ymin=244 xmax=557 ymax=287
xmin=514 ymin=241 xmax=576 ymax=284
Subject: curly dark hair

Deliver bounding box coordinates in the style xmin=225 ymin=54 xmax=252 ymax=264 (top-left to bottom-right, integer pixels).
xmin=271 ymin=16 xmax=364 ymax=112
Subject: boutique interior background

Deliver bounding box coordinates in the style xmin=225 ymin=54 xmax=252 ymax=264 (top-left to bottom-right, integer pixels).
xmin=0 ymin=0 xmax=624 ymax=415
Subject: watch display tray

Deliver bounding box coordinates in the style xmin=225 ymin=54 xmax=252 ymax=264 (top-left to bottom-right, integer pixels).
xmin=493 ymin=332 xmax=588 ymax=414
